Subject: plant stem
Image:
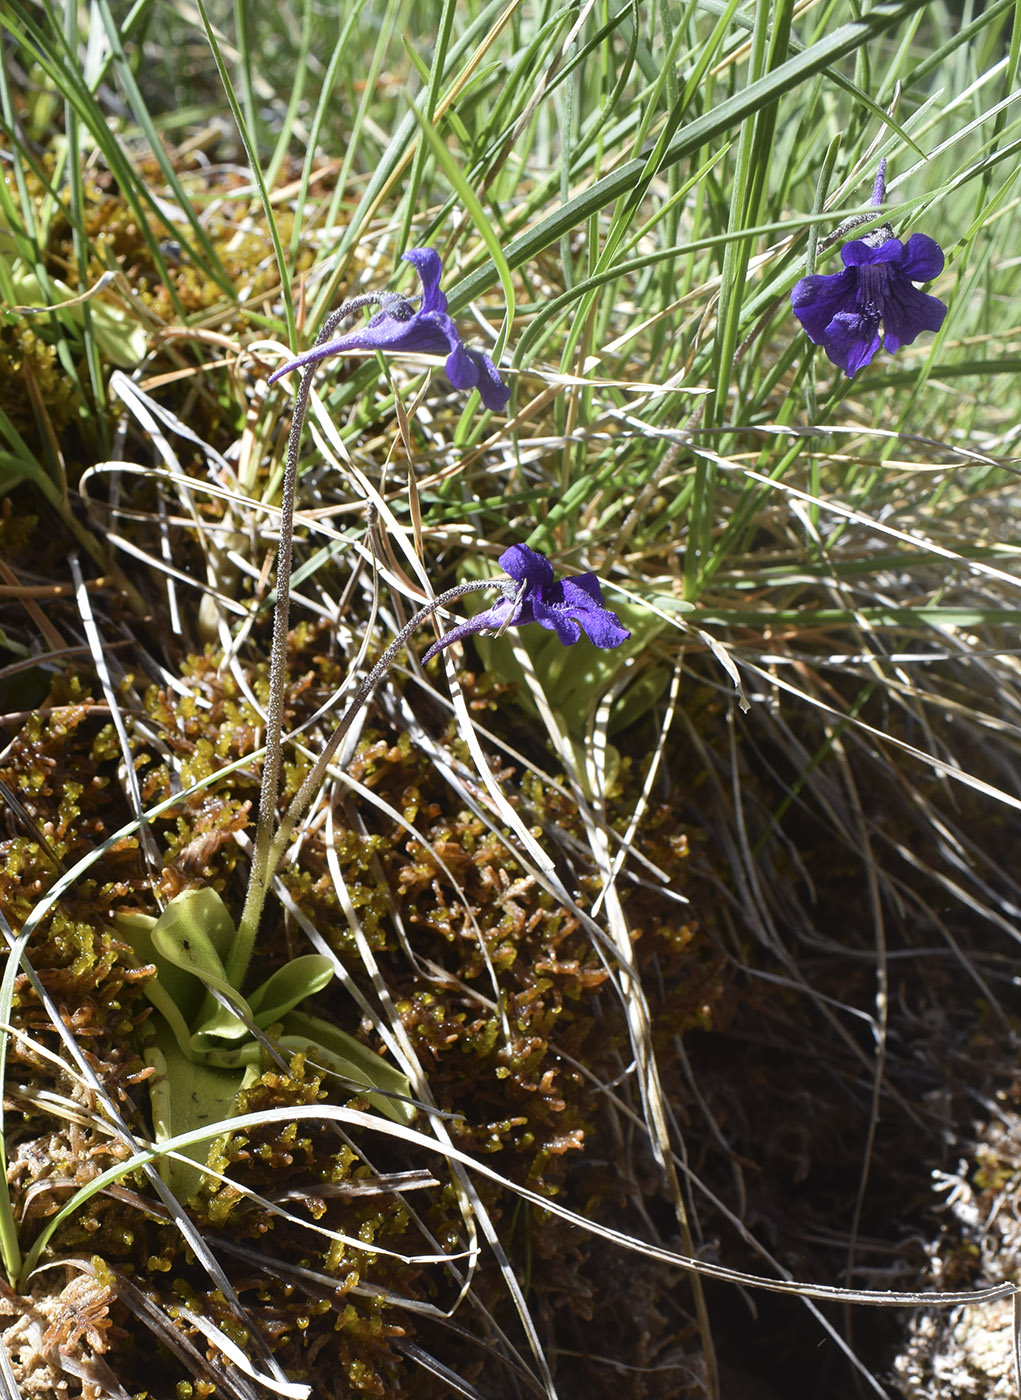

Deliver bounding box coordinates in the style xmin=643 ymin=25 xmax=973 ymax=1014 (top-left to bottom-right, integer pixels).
xmin=238 ymin=295 xmax=380 ymax=984
xmin=233 ymin=579 xmax=499 ymax=984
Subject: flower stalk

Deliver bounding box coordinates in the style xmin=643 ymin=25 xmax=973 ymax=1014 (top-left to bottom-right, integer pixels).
xmin=234 ymin=294 xmax=384 ymax=987
xmin=236 ymin=250 xmax=510 ymax=987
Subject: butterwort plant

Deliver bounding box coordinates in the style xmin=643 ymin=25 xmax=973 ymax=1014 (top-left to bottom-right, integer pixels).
xmin=242 ymin=249 xmax=619 ymax=961
xmin=791 ymin=160 xmax=948 ymax=377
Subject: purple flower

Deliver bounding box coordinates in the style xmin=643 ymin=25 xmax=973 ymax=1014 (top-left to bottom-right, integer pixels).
xmin=422 ymin=544 xmax=630 ymax=663
xmin=269 ymin=248 xmax=510 ymax=412
xmin=791 ymin=163 xmax=947 ymax=377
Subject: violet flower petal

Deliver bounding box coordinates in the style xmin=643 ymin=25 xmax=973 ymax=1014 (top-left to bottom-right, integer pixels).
xmin=402 ymin=248 xmax=447 ymax=315
xmin=822 ymin=313 xmax=883 ymax=377
xmin=898 ymin=233 xmax=945 ymax=284
xmin=531 ymin=586 xmax=585 ymax=645
xmin=446 ymin=344 xmax=512 ymax=412
xmin=791 ymin=235 xmax=947 ymax=377
xmin=880 ymin=280 xmax=948 ymax=355
xmin=790 ymin=168 xmax=947 ymax=378
xmin=498 ymin=544 xmax=556 ymax=591
xmin=790 ymin=268 xmax=859 ymax=345
xmin=560 ymin=577 xmax=633 ymax=648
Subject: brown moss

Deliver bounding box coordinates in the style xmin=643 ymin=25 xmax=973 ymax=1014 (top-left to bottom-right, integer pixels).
xmin=0 ymin=325 xmax=80 ymax=441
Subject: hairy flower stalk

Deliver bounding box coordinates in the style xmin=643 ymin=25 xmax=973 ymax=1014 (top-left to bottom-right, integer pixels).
xmin=791 ymin=159 xmax=948 ymax=377
xmin=235 ymin=295 xmax=380 ymax=986
xmin=238 ymin=252 xmax=509 ymax=983
xmin=249 ymin=580 xmax=505 ymax=918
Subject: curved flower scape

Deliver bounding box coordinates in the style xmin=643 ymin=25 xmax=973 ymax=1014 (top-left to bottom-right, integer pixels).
xmin=269 ymin=248 xmax=510 ymax=411
xmin=791 ymin=162 xmax=947 ymax=377
xmin=422 ymin=543 xmax=630 ymax=663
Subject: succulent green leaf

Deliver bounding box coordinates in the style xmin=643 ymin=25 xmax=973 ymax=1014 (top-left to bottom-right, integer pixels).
xmin=146 ymin=1021 xmax=245 ymax=1199
xmin=283 ymin=1010 xmax=416 ymax=1126
xmin=148 ymin=886 xmax=237 ymax=981
xmin=246 ymin=955 xmax=335 ymax=1025
xmin=119 ymin=889 xmax=408 ymax=1159
xmin=113 ymin=908 xmax=202 ymax=1052
xmin=11 ymin=269 xmax=148 ymax=366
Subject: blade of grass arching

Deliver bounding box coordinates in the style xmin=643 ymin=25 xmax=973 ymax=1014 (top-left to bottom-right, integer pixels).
xmin=713 ymin=0 xmax=925 ymax=153
xmin=314 ymin=0 xmax=406 ymax=290
xmin=24 ymin=1100 xmax=1021 ymax=1313
xmin=1008 ymin=0 xmax=1021 ymax=92
xmin=230 ymin=0 xmax=260 ymax=155
xmin=705 ymin=0 xmax=792 ymax=426
xmin=451 ymin=3 xmax=924 ymax=301
xmin=0 ymin=25 xmax=96 ymax=410
xmin=558 ymin=34 xmax=578 ymax=297
xmin=0 ymin=1011 xmax=21 ymax=1282
xmin=193 ymin=0 xmax=295 ymax=346
xmin=286 ymin=0 xmax=373 ymax=263
xmin=511 ymin=186 xmax=803 ymax=373
xmin=404 ymin=3 xmax=635 ymax=279
xmin=397 ymin=0 xmax=460 ymax=257
xmin=317 ymin=0 xmax=519 ymax=314
xmin=585 ymin=12 xmax=695 ymax=282
xmin=449 ymin=0 xmax=933 ymax=312
xmin=483 ymin=0 xmax=626 ymax=196
xmin=474 ymin=6 xmax=566 ymax=172
xmin=263 ymin=0 xmax=313 ymax=198
xmin=689 ymin=0 xmax=792 ymax=595
xmin=577 ymin=0 xmax=641 ymax=172
xmin=0 ymin=408 xmax=114 ymax=574
xmin=0 ymin=63 xmax=45 ymax=276
xmin=905 ymin=0 xmax=1017 ymax=87
xmin=693 ymin=605 xmax=1021 ymax=628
